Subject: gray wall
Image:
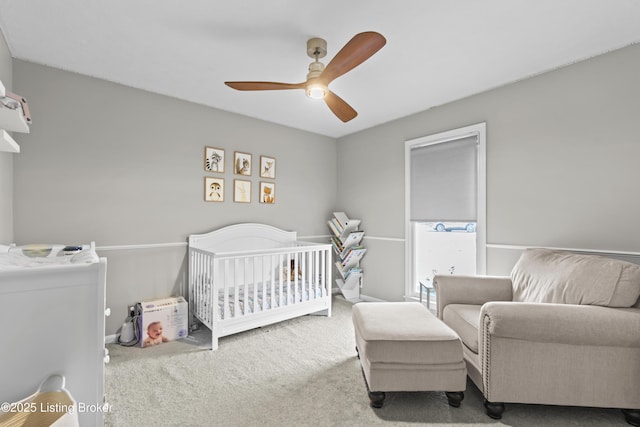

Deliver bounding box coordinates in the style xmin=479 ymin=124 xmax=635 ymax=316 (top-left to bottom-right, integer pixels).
xmin=9 ymin=44 xmax=640 ymax=331
xmin=337 ymin=44 xmax=640 ymax=302
xmin=12 ymin=61 xmax=337 ymax=334
xmin=0 ymin=30 xmax=13 ymax=244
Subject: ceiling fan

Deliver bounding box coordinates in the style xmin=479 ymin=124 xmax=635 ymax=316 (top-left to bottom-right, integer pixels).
xmin=224 ymin=31 xmax=386 ymax=123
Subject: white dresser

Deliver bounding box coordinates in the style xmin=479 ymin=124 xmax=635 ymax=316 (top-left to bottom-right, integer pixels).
xmin=0 ymin=258 xmax=108 ymax=426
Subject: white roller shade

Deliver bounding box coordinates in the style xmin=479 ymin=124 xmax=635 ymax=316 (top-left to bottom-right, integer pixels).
xmin=410 ymin=136 xmax=477 ymax=222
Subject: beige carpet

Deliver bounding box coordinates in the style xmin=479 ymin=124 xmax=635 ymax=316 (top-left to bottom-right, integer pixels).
xmin=104 ymin=296 xmax=627 ymax=426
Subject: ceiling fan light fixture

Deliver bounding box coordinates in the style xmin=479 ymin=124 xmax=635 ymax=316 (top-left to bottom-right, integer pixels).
xmin=306 ymin=83 xmax=327 ymax=99
xmin=224 ymin=32 xmax=386 ymax=122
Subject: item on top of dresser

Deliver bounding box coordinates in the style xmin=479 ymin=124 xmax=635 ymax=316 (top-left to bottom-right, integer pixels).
xmin=20 ymin=243 xmax=55 ymax=257
xmin=1 ymin=242 xmax=99 ymax=270
xmin=61 ymin=245 xmax=83 ymax=255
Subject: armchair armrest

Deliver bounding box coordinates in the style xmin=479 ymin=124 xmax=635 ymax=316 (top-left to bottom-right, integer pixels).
xmin=481 ymin=302 xmax=640 ymax=347
xmin=434 ymin=274 xmax=512 ymax=319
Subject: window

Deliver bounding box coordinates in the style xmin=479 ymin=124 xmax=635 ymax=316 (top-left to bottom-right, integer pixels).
xmin=404 ymin=123 xmax=486 ymax=299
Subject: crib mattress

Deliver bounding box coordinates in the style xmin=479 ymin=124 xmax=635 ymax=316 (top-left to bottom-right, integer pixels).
xmin=197 ymin=282 xmax=324 ymax=320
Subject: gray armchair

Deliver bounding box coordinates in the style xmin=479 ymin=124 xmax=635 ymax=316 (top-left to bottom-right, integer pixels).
xmin=435 ymin=248 xmax=640 ymax=425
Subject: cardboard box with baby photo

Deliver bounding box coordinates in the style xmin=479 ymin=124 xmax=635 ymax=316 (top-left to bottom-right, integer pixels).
xmin=137 ymin=296 xmax=188 ymax=348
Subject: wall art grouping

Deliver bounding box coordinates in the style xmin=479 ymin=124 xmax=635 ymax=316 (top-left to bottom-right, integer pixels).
xmin=204 ymin=146 xmax=276 ymax=204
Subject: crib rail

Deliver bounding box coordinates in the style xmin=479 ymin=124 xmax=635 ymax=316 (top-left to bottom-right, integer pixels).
xmin=189 ymin=242 xmax=331 ymax=329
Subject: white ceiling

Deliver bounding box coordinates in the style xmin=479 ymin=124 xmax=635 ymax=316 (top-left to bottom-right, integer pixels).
xmin=1 ymin=1 xmax=640 ymax=138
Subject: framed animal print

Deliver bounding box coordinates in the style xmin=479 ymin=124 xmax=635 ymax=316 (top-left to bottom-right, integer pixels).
xmin=205 ymin=177 xmax=224 ymax=202
xmin=234 ymin=179 xmax=251 ymax=203
xmin=260 ymin=155 xmax=276 ymax=179
xmin=204 ymin=146 xmax=225 ymax=173
xmin=260 ymin=182 xmax=275 ymax=204
xmin=234 ymin=151 xmax=252 ymax=176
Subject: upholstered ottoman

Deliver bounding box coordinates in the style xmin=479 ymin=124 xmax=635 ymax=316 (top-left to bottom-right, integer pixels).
xmin=352 ymin=302 xmax=466 ymax=408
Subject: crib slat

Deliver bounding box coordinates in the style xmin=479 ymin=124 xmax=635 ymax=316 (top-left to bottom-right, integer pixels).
xmin=267 ymin=255 xmax=272 ymax=309
xmin=195 ymin=250 xmax=203 ymax=323
xmin=324 ymin=247 xmax=329 ymax=298
xmin=310 ymin=249 xmax=316 ymax=299
xmin=190 ymin=250 xmax=196 ymax=322
xmin=202 ymin=251 xmax=208 ymax=322
xmin=302 ymin=250 xmax=308 ymax=301
xmin=278 ymin=253 xmax=283 ymax=306
xmin=207 ymin=252 xmax=214 ymax=323
xmin=254 ymin=257 xmax=258 ymax=313
xmin=320 ymin=248 xmax=326 ymax=298
xmin=309 ymin=250 xmax=314 ymax=300
xmin=288 ymin=253 xmax=293 ymax=305
xmin=312 ymin=249 xmax=317 ymax=299
xmin=246 ymin=256 xmax=249 ymax=315
xmin=249 ymin=256 xmax=253 ymax=314
xmin=293 ymin=252 xmax=298 ymax=304
xmin=223 ymin=259 xmax=230 ymax=320
xmin=205 ymin=251 xmax=210 ymax=323
xmin=234 ymin=258 xmax=240 ymax=317
xmin=197 ymin=251 xmax=203 ymax=323
xmin=209 ymin=251 xmax=215 ymax=323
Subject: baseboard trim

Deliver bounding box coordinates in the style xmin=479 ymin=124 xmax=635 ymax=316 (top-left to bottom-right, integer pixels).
xmin=105 ymin=334 xmax=117 ymax=344
xmin=358 ymin=294 xmax=384 ymax=302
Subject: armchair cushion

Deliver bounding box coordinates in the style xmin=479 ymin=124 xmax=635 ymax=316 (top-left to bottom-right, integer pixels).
xmin=511 ymin=248 xmax=640 ymax=307
xmin=480 ymin=302 xmax=640 ymax=347
xmin=442 ymin=304 xmax=481 ymax=353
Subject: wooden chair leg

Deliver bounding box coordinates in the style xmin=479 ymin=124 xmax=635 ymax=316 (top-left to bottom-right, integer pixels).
xmin=445 ymin=391 xmax=464 ymax=408
xmin=622 ymin=409 xmax=640 ymax=426
xmin=360 ymin=366 xmax=385 ymax=408
xmin=484 ymin=399 xmax=505 ymax=419
xmin=368 ymin=390 xmax=385 ymax=408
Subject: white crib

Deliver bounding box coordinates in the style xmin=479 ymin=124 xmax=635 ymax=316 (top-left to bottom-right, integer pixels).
xmin=188 ymin=223 xmax=332 ymax=350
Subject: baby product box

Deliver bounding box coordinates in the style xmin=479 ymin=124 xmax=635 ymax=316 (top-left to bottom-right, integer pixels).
xmin=137 ymin=296 xmax=188 ymax=348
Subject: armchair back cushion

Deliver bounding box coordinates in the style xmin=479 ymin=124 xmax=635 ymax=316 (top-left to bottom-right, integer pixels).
xmin=511 ymin=248 xmax=640 ymax=307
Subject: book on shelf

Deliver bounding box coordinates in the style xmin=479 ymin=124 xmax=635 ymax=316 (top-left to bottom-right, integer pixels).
xmin=340 ymin=231 xmax=364 ymax=251
xmin=344 ymin=267 xmax=362 ymax=280
xmin=332 ymin=236 xmax=366 ymax=258
xmin=327 ymin=219 xmax=341 ymax=238
xmin=339 ymin=245 xmax=365 ymax=262
xmin=341 ymin=247 xmax=367 ymax=271
xmin=331 ymin=236 xmax=343 ymax=254
xmin=335 ymin=263 xmax=363 ymax=280
xmin=332 ymin=212 xmax=361 ymax=239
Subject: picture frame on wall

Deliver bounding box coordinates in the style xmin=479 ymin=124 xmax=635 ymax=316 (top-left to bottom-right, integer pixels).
xmin=204 ymin=146 xmax=225 ymax=173
xmin=204 ymin=177 xmax=224 ymax=202
xmin=260 ymin=182 xmax=275 ymax=204
xmin=234 ymin=151 xmax=252 ymax=176
xmin=234 ymin=179 xmax=251 ymax=203
xmin=260 ymin=155 xmax=276 ymax=179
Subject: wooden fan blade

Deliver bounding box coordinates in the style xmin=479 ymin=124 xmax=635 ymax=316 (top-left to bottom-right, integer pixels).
xmin=225 ymin=81 xmax=305 ymax=91
xmin=324 ymin=90 xmax=357 ymax=122
xmin=320 ymin=32 xmax=386 ymax=84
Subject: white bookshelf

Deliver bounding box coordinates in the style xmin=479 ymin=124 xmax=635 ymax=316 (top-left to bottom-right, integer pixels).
xmin=328 ymin=212 xmax=366 ymax=301
xmin=0 ymin=79 xmax=31 ymax=153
